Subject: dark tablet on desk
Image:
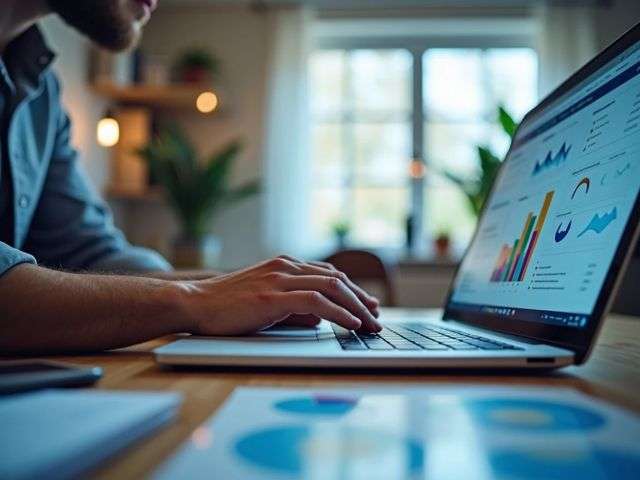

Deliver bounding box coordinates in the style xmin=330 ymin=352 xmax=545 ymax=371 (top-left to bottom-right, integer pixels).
xmin=0 ymin=360 xmax=103 ymax=394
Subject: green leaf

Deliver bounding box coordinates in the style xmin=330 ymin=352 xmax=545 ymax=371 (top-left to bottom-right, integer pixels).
xmin=224 ymin=180 xmax=261 ymax=205
xmin=137 ymin=127 xmax=258 ymax=239
xmin=498 ymin=106 xmax=518 ymax=139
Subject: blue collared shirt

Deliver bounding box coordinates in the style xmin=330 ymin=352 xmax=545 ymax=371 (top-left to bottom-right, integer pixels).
xmin=0 ymin=26 xmax=171 ymax=277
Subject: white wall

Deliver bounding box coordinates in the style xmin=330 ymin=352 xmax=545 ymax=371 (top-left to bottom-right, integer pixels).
xmin=124 ymin=4 xmax=271 ymax=269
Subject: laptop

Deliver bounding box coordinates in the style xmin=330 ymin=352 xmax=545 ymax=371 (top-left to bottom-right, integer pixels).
xmin=155 ymin=22 xmax=640 ymax=370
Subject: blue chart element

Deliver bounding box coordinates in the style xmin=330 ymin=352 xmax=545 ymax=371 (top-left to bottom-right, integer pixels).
xmin=578 ymin=207 xmax=618 ymax=238
xmin=616 ymin=162 xmax=631 ymax=176
xmin=490 ymin=447 xmax=640 ymax=480
xmin=468 ymin=398 xmax=606 ymax=433
xmin=571 ymin=177 xmax=590 ymax=199
xmin=554 ymin=221 xmax=572 ymax=242
xmin=532 ymin=142 xmax=572 ymax=176
xmin=235 ymin=425 xmax=425 ymax=476
xmin=275 ymin=396 xmax=358 ymax=416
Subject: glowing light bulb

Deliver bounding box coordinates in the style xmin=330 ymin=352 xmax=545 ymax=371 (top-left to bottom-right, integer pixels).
xmin=196 ymin=91 xmax=218 ymax=114
xmin=97 ymin=116 xmax=120 ymax=147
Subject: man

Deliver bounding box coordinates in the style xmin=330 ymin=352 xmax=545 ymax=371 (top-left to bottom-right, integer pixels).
xmin=0 ymin=0 xmax=381 ymax=354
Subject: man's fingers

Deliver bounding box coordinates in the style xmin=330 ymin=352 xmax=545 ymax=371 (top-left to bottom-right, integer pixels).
xmin=275 ymin=291 xmax=362 ymax=330
xmin=291 ymin=263 xmax=380 ymax=314
xmin=281 ymin=314 xmax=322 ymax=327
xmin=277 ymin=275 xmax=381 ymax=332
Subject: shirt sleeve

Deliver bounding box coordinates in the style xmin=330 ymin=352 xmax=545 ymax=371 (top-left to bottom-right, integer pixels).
xmin=0 ymin=242 xmax=36 ymax=277
xmin=22 ymin=74 xmax=172 ymax=274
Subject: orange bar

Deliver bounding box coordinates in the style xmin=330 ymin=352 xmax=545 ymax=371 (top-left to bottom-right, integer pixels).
xmin=521 ymin=191 xmax=555 ymax=279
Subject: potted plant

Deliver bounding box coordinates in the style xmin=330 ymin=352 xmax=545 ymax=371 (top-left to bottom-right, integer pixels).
xmin=444 ymin=106 xmax=518 ymax=217
xmin=174 ymin=48 xmax=219 ymax=84
xmin=434 ymin=229 xmax=452 ymax=258
xmin=138 ymin=125 xmax=259 ymax=268
xmin=332 ymin=220 xmax=351 ymax=250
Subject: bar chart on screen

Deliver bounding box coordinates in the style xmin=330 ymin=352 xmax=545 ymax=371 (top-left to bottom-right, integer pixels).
xmin=490 ymin=191 xmax=555 ymax=283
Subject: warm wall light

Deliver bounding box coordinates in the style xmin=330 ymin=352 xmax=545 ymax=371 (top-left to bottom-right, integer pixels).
xmin=196 ymin=91 xmax=219 ymax=114
xmin=97 ymin=111 xmax=120 ymax=147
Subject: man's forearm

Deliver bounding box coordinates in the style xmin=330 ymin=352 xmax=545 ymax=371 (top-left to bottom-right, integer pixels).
xmin=0 ymin=264 xmax=190 ymax=354
xmin=142 ymin=269 xmax=221 ymax=281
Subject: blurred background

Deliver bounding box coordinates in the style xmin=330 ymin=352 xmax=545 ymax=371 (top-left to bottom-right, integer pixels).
xmin=40 ymin=0 xmax=640 ymax=310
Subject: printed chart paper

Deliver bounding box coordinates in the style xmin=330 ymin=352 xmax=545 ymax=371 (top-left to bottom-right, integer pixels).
xmin=153 ymin=386 xmax=640 ymax=480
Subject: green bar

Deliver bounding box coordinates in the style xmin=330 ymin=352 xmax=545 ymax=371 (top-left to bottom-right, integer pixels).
xmin=501 ymin=239 xmax=520 ymax=282
xmin=512 ymin=215 xmax=537 ymax=282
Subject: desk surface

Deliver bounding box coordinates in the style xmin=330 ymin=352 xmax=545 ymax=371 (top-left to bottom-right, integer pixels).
xmin=40 ymin=311 xmax=640 ymax=479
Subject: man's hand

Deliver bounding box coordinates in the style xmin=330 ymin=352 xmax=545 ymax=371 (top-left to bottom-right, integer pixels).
xmin=177 ymin=256 xmax=382 ymax=336
xmin=0 ymin=256 xmax=381 ymax=354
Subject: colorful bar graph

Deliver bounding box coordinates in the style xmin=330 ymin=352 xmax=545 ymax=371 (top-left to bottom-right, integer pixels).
xmin=506 ymin=213 xmax=534 ymax=282
xmin=490 ymin=191 xmax=555 ymax=283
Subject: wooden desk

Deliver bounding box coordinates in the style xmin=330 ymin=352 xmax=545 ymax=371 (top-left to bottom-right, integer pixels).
xmin=40 ymin=312 xmax=640 ymax=479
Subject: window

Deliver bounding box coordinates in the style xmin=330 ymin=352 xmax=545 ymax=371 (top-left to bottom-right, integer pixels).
xmin=423 ymin=48 xmax=538 ymax=245
xmin=309 ymin=40 xmax=538 ymax=255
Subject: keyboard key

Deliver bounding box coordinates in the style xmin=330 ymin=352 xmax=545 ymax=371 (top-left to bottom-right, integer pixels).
xmin=395 ymin=344 xmax=422 ymax=350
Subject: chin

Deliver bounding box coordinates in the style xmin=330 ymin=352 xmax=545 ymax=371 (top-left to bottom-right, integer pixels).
xmin=47 ymin=0 xmax=153 ymax=52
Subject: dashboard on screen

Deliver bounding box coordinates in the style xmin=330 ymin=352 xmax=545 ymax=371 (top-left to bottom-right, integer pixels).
xmin=448 ymin=40 xmax=640 ymax=329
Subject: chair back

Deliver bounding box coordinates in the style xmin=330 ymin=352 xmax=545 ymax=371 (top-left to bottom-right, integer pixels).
xmin=324 ymin=249 xmax=396 ymax=306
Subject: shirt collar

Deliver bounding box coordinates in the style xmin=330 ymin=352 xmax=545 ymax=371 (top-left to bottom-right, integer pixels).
xmin=1 ymin=25 xmax=56 ymax=97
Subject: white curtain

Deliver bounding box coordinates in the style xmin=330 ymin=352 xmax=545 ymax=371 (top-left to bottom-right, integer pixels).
xmin=263 ymin=6 xmax=314 ymax=258
xmin=536 ymin=3 xmax=598 ymax=98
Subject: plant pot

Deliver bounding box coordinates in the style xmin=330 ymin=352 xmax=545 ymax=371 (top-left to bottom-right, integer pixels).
xmin=181 ymin=67 xmax=212 ymax=84
xmin=434 ymin=236 xmax=451 ymax=258
xmin=172 ymin=234 xmax=222 ymax=269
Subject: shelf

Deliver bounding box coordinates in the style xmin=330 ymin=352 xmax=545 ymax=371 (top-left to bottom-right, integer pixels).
xmin=92 ymin=82 xmax=215 ymax=109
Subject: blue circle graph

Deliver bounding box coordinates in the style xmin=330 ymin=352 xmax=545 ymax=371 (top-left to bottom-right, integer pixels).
xmin=274 ymin=395 xmax=358 ymax=416
xmin=490 ymin=447 xmax=640 ymax=480
xmin=235 ymin=425 xmax=425 ymax=476
xmin=467 ymin=398 xmax=606 ymax=433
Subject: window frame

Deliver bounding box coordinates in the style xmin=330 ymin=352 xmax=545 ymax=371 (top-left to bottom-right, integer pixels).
xmin=312 ymin=32 xmax=538 ymax=255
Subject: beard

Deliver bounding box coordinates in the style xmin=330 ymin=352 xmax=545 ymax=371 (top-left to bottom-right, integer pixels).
xmin=46 ymin=0 xmax=143 ymax=51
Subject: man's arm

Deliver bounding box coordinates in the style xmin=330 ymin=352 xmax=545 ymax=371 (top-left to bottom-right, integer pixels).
xmin=0 ymin=257 xmax=381 ymax=355
xmin=0 ymin=263 xmax=186 ymax=354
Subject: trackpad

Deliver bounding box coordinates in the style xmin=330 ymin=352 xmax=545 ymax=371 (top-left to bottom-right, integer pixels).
xmin=256 ymin=321 xmax=334 ymax=340
xmin=258 ymin=327 xmax=319 ymax=338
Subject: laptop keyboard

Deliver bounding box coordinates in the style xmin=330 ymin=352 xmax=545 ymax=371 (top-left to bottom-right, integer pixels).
xmin=332 ymin=322 xmax=523 ymax=351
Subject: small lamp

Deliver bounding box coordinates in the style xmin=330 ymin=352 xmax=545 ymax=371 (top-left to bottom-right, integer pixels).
xmin=97 ymin=109 xmax=120 ymax=147
xmin=196 ymin=91 xmax=219 ymax=114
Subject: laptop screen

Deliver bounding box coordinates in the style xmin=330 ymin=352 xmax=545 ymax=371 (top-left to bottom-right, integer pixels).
xmin=448 ymin=37 xmax=640 ymax=329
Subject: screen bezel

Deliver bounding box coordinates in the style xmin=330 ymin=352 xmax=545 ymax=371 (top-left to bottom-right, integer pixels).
xmin=442 ymin=22 xmax=640 ymax=364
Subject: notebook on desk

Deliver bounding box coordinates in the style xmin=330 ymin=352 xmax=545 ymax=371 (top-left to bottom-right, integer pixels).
xmin=0 ymin=389 xmax=182 ymax=480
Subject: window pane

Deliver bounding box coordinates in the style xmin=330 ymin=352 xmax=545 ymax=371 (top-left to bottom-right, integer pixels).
xmin=485 ymin=48 xmax=538 ymax=121
xmin=354 ymin=122 xmax=411 ymax=186
xmin=425 ymin=122 xmax=488 ymax=178
xmin=424 ymin=49 xmax=485 ymax=120
xmin=351 ymin=50 xmax=412 ymax=114
xmin=425 ymin=178 xmax=477 ymax=245
xmin=310 ymin=188 xmax=349 ymax=240
xmin=312 ymin=123 xmax=347 ymax=186
xmin=352 ymin=187 xmax=408 ymax=247
xmin=310 ymin=50 xmax=345 ymax=116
